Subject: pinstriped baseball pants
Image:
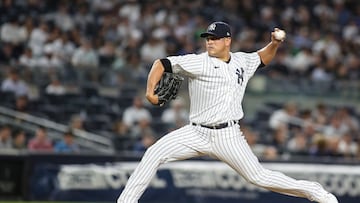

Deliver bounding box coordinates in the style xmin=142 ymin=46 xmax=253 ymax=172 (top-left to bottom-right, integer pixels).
xmin=117 ymin=124 xmax=328 ymax=203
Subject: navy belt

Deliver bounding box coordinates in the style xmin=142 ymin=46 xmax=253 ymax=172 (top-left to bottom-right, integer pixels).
xmin=192 ymin=120 xmax=240 ymax=130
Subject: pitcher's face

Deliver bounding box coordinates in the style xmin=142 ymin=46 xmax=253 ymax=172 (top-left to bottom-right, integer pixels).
xmin=205 ymin=36 xmax=231 ymax=59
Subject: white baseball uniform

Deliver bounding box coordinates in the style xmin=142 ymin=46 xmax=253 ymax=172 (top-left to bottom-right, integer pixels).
xmin=117 ymin=51 xmax=331 ymax=203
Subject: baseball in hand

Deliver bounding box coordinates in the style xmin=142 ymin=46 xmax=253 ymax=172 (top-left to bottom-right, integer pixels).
xmin=274 ymin=29 xmax=286 ymax=41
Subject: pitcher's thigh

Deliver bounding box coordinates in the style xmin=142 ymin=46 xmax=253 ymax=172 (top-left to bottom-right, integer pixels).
xmin=213 ymin=134 xmax=264 ymax=179
xmin=144 ymin=125 xmax=207 ymax=163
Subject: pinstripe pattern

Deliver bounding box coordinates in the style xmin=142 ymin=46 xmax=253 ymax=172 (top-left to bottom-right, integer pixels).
xmin=211 ymin=125 xmax=326 ymax=201
xmin=168 ymin=52 xmax=259 ymax=125
xmin=117 ymin=51 xmax=331 ymax=203
xmin=118 ymin=125 xmax=210 ymax=203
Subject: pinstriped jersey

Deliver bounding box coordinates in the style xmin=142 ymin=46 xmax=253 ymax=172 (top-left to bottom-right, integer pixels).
xmin=167 ymin=51 xmax=261 ymax=125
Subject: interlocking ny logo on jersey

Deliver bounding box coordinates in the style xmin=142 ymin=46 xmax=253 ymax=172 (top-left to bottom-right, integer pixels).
xmin=236 ymin=68 xmax=244 ymax=85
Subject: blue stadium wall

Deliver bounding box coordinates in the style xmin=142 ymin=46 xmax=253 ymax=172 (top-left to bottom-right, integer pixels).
xmin=1 ymin=154 xmax=359 ymax=203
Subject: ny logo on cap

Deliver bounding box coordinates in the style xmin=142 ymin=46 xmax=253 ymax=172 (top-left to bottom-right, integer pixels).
xmin=208 ymin=23 xmax=216 ymax=31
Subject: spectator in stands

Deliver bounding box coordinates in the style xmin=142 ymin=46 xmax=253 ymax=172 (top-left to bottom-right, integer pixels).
xmin=130 ymin=118 xmax=155 ymax=139
xmin=69 ymin=115 xmax=85 ymax=131
xmin=111 ymin=51 xmax=126 ymax=72
xmin=98 ymin=41 xmax=116 ymax=66
xmin=73 ymin=3 xmax=94 ymax=31
xmin=296 ymin=109 xmax=318 ymax=146
xmin=357 ymin=140 xmax=360 ymax=160
xmin=270 ymin=126 xmax=288 ymax=155
xmin=140 ymin=33 xmax=167 ymax=65
xmin=266 ymin=48 xmax=290 ymax=77
xmin=14 ymin=95 xmax=31 ymax=113
xmin=112 ymin=119 xmax=131 ymax=151
xmin=345 ymin=54 xmax=360 ymax=81
xmin=98 ymin=13 xmax=118 ymax=43
xmin=122 ymin=96 xmax=152 ymax=130
xmin=12 ymin=129 xmax=27 ymax=150
xmin=5 ymin=95 xmax=32 ymax=125
xmin=289 ymin=47 xmax=315 ymax=76
xmin=269 ymin=101 xmax=298 ymax=131
xmin=337 ymin=132 xmax=358 ymax=157
xmin=323 ymin=114 xmax=348 ymax=140
xmin=22 ymin=18 xmax=34 ymax=38
xmin=133 ymin=131 xmax=156 ymax=154
xmin=287 ymin=131 xmax=308 ymax=155
xmin=52 ymin=3 xmax=74 ymax=32
xmin=1 ymin=68 xmax=29 ymax=97
xmin=0 ymin=125 xmax=12 ymax=149
xmin=51 ymin=31 xmax=76 ymax=64
xmin=45 ymin=76 xmax=66 ymax=96
xmin=18 ymin=47 xmax=37 ymax=69
xmin=312 ymin=102 xmax=330 ymax=126
xmin=313 ymin=33 xmax=341 ymax=60
xmin=71 ymin=38 xmax=99 ymax=69
xmin=0 ymin=42 xmax=16 ymax=63
xmin=299 ymin=109 xmax=315 ymax=129
xmin=54 ymin=131 xmax=79 ymax=153
xmin=71 ymin=38 xmax=99 ymax=82
xmin=309 ymin=134 xmax=332 ymax=157
xmin=329 ymin=139 xmax=342 ymax=157
xmin=118 ymin=1 xmax=141 ymax=25
xmin=0 ymin=15 xmax=27 ymax=45
xmin=311 ymin=55 xmax=334 ymax=82
xmin=161 ymin=97 xmax=189 ymax=128
xmin=28 ymin=21 xmax=49 ymax=57
xmin=121 ymin=52 xmax=147 ymax=85
xmin=336 ymin=107 xmax=359 ymax=134
xmin=112 ymin=119 xmax=129 ymax=138
xmin=27 ymin=127 xmax=53 ymax=152
xmin=35 ymin=44 xmax=63 ymax=71
xmin=262 ymin=146 xmax=279 ymax=160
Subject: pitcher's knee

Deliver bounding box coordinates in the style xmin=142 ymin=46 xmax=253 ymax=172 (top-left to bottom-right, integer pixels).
xmin=142 ymin=144 xmax=168 ymax=164
xmin=245 ymin=169 xmax=271 ymax=186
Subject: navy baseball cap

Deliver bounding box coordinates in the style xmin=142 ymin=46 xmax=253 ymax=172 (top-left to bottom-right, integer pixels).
xmin=200 ymin=22 xmax=231 ymax=38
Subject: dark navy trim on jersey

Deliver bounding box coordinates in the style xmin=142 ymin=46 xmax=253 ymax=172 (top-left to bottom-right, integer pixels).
xmin=226 ymin=56 xmax=231 ymax=64
xmin=258 ymin=61 xmax=266 ymax=68
xmin=160 ymin=58 xmax=172 ymax=73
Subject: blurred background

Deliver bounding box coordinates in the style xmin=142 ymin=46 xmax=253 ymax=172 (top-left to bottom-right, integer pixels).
xmin=0 ymin=0 xmax=359 ymax=202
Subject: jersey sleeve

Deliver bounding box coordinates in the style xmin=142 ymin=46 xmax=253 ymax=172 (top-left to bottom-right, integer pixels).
xmin=236 ymin=52 xmax=261 ymax=76
xmin=167 ymin=54 xmax=203 ymax=76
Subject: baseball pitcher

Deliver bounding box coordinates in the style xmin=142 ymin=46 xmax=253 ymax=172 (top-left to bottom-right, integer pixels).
xmin=117 ymin=22 xmax=338 ymax=203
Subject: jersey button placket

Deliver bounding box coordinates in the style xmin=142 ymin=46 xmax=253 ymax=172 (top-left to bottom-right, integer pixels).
xmin=228 ymin=65 xmax=239 ymax=118
xmin=217 ymin=61 xmax=231 ymax=119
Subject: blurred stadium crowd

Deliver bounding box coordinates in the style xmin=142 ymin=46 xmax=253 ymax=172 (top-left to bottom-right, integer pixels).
xmin=0 ymin=0 xmax=359 ymax=160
